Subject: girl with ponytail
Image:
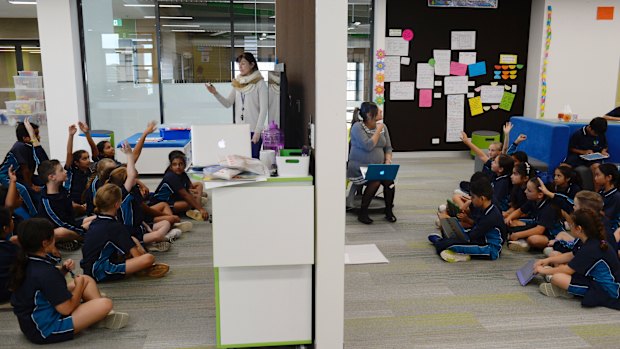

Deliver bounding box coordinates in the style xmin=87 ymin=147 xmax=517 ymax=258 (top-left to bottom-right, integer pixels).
xmin=594 ymin=163 xmax=620 ymax=230
xmin=535 ymin=208 xmax=620 ymax=299
xmin=9 ymin=218 xmax=128 ymax=344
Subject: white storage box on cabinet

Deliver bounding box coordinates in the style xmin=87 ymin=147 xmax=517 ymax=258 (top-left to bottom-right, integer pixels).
xmin=13 ymin=76 xmax=43 ymax=89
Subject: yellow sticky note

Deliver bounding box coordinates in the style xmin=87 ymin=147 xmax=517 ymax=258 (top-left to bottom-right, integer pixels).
xmin=469 ymin=96 xmax=483 ymax=116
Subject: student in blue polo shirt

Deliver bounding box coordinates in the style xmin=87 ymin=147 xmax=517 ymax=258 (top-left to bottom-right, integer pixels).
xmin=0 ymin=119 xmax=48 ymax=218
xmin=429 ymin=178 xmax=506 ymax=262
xmin=535 ymin=208 xmax=620 ymax=300
xmin=594 ymin=163 xmax=620 ymax=231
xmin=505 ymin=177 xmax=563 ymax=252
xmin=552 ymin=165 xmax=582 ymax=200
xmin=82 ymin=158 xmax=117 ymax=216
xmin=63 ymin=124 xmax=94 ymax=217
xmin=81 ymin=184 xmax=169 ymax=282
xmin=37 ymin=160 xmax=93 ymax=251
xmin=0 ymin=207 xmax=17 ymax=303
xmin=9 ymin=218 xmax=128 ymax=344
xmin=564 ymin=117 xmax=608 ymax=168
xmin=490 ymin=154 xmax=514 ymax=212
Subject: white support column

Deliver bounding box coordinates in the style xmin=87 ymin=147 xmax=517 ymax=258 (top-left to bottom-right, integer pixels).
xmin=523 ymin=0 xmax=547 ymax=119
xmin=37 ymin=0 xmax=85 ymax=160
xmin=314 ymin=0 xmax=347 ymax=348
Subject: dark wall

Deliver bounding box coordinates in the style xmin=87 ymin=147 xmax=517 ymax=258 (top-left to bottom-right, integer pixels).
xmin=385 ymin=0 xmax=532 ymax=151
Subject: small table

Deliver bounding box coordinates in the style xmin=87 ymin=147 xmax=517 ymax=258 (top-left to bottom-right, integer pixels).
xmin=116 ymin=132 xmax=191 ymax=175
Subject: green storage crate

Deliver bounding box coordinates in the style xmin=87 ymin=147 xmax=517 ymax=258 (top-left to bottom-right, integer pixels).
xmin=280 ymin=149 xmax=303 ymax=156
xmin=470 ymin=130 xmax=500 ymax=157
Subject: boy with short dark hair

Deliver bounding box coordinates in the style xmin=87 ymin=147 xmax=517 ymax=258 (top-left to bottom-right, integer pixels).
xmin=0 ymin=120 xmax=49 ymax=217
xmin=37 ymin=160 xmax=91 ymax=251
xmin=429 ymin=179 xmax=507 ymax=262
xmin=565 ymin=117 xmax=609 ymax=168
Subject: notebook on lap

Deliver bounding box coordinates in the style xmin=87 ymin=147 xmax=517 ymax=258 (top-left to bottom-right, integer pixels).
xmin=440 ymin=217 xmax=467 ymax=241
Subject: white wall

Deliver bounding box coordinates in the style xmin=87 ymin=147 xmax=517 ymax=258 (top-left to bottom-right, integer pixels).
xmin=525 ymin=0 xmax=620 ymax=120
xmin=524 ymin=0 xmax=547 ymax=118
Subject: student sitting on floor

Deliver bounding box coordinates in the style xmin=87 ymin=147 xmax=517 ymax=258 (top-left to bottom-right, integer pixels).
xmin=594 ymin=163 xmax=620 ymax=231
xmin=63 ymin=124 xmax=93 ymax=217
xmin=535 ymin=208 xmax=620 ymax=300
xmin=505 ymin=177 xmax=563 ymax=252
xmin=81 ymin=184 xmax=169 ymax=282
xmin=0 ymin=119 xmax=49 ymax=218
xmin=429 ymin=178 xmax=506 ymax=263
xmin=107 ymin=143 xmax=178 ymax=252
xmin=552 ymin=165 xmax=582 ymax=200
xmin=501 ymin=121 xmax=528 ymax=157
xmin=457 ymin=131 xmax=501 ymax=193
xmin=82 ymin=158 xmax=117 ymax=216
xmin=0 ymin=207 xmax=17 ymax=303
xmin=37 ymin=160 xmax=95 ymax=251
xmin=9 ymin=218 xmax=128 ymax=344
xmin=504 ymin=162 xmax=535 ymax=219
xmin=490 ymin=154 xmax=514 ymax=212
xmin=151 ymin=150 xmax=208 ymax=222
xmin=564 ymin=117 xmax=608 ymax=169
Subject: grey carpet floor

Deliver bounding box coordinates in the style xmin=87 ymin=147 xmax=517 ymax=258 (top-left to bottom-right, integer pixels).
xmin=0 ymin=125 xmax=619 ymax=348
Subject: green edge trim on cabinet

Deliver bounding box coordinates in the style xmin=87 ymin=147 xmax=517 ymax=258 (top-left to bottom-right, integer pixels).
xmin=217 ymin=340 xmax=313 ymax=349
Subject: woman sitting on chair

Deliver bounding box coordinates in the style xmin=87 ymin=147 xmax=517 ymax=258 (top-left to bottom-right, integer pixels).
xmin=347 ymin=102 xmax=396 ymax=224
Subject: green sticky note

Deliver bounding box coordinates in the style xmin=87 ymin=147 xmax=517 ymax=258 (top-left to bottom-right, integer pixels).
xmin=428 ymin=58 xmax=436 ymax=67
xmin=499 ymin=92 xmax=515 ymax=111
xmin=516 ymin=64 xmax=524 ymax=69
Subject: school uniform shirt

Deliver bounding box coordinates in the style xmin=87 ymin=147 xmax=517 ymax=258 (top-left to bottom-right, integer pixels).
xmin=63 ymin=165 xmax=92 ymax=204
xmin=491 ymin=174 xmax=512 ymax=211
xmin=482 ymin=158 xmax=496 ymax=179
xmin=0 ymin=142 xmax=48 ymax=185
xmin=568 ymin=238 xmax=620 ymax=299
xmin=510 ymin=185 xmax=528 ymax=210
xmin=467 ymin=204 xmax=507 ymax=248
xmin=152 ymin=170 xmax=192 ymax=204
xmin=38 ymin=187 xmax=85 ymax=236
xmin=11 ymin=255 xmax=74 ymax=343
xmin=600 ymin=187 xmax=620 ymax=230
xmin=81 ymin=214 xmax=134 ymax=282
xmin=551 ymin=193 xmax=575 ymax=215
xmin=0 ymin=240 xmax=18 ymax=302
xmin=520 ymin=198 xmax=562 ymax=237
xmin=565 ymin=126 xmax=607 ymax=166
xmin=556 ymin=182 xmax=582 ymax=200
xmin=84 ymin=176 xmax=102 ymax=215
xmin=118 ymin=185 xmax=147 ymax=241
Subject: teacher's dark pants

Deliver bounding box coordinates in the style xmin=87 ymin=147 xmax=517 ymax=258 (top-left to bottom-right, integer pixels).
xmin=250 ymin=132 xmax=263 ymax=159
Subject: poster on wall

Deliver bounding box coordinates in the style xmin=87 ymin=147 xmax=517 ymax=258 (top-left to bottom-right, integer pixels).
xmin=428 ymin=0 xmax=498 ymax=8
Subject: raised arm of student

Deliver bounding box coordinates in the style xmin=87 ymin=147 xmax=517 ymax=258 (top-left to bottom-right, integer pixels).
xmin=66 ymin=125 xmax=77 ymax=169
xmin=78 ymin=121 xmax=98 ymax=159
xmin=120 ymin=142 xmax=137 ymax=192
xmin=5 ymin=166 xmax=18 ymax=209
xmin=501 ymin=122 xmax=512 ymax=154
xmin=133 ymin=121 xmax=157 ymax=162
xmin=460 ymin=131 xmax=488 ymax=162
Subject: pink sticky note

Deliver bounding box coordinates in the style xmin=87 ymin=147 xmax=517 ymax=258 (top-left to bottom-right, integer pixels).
xmin=450 ymin=61 xmax=467 ymax=76
xmin=419 ymin=89 xmax=432 ymax=108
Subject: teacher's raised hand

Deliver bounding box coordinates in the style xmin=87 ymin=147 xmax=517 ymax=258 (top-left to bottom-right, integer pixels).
xmin=205 ymin=83 xmax=217 ymax=95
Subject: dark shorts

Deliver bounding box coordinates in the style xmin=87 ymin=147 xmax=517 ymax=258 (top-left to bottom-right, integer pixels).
xmin=20 ymin=316 xmax=74 ymax=344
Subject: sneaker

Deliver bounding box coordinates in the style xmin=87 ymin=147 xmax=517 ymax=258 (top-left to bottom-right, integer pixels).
xmin=201 ymin=197 xmax=209 ymax=207
xmin=147 ymin=241 xmax=171 ymax=252
xmin=144 ymin=263 xmax=170 ymax=278
xmin=440 ymin=250 xmax=471 ymax=263
xmin=57 ymin=240 xmax=81 ymax=251
xmin=174 ymin=221 xmax=193 ymax=233
xmin=186 ymin=209 xmax=204 ymax=221
xmin=544 ymin=274 xmax=552 ymax=282
xmin=543 ymin=247 xmax=554 ymax=257
xmin=97 ymin=310 xmax=129 ymax=329
xmin=508 ymin=239 xmax=530 ymax=252
xmin=427 ymin=233 xmax=442 ymax=244
xmin=539 ymin=282 xmax=573 ymax=298
xmin=438 ymin=204 xmax=447 ymax=213
xmin=435 ymin=217 xmax=441 ymax=229
xmin=165 ymin=228 xmax=182 ymax=242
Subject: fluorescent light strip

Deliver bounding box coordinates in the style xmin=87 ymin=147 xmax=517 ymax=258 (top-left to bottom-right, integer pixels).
xmin=171 ymin=29 xmax=205 ymax=33
xmin=144 ymin=16 xmax=193 ymax=19
xmin=162 ymin=24 xmax=200 ymax=28
xmin=123 ymin=4 xmax=182 ymax=7
xmin=8 ymin=1 xmax=37 ymax=4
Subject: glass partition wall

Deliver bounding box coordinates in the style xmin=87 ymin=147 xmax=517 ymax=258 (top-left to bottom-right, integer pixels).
xmin=346 ymin=0 xmax=373 ymax=122
xmin=81 ymin=0 xmax=276 ymax=142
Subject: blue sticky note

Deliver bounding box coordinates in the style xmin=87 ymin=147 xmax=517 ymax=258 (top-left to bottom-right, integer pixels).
xmin=494 ymin=75 xmax=501 ymax=80
xmin=468 ymin=61 xmax=487 ymax=77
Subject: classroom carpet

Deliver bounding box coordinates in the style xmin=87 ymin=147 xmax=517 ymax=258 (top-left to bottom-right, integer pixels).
xmin=0 ymin=125 xmax=619 ymax=348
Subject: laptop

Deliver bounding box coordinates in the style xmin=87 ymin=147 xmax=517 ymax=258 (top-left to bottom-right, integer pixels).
xmin=362 ymin=164 xmax=400 ymax=181
xmin=440 ymin=217 xmax=467 ymax=241
xmin=191 ymin=124 xmax=251 ymax=166
xmin=516 ymin=259 xmax=537 ymax=286
xmin=580 ymin=152 xmax=609 ymax=161
xmin=446 ymin=199 xmax=461 ymax=217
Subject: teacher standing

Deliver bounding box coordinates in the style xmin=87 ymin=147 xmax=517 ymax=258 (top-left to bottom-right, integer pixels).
xmin=206 ymin=52 xmax=268 ymax=159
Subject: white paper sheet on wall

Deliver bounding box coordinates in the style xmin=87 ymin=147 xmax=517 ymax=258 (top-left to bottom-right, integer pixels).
xmin=384 ymin=56 xmax=401 ymax=82
xmin=458 ymin=52 xmax=477 ymax=65
xmin=390 ymin=81 xmax=415 ymax=100
xmin=451 ymin=31 xmax=476 ymax=50
xmin=444 ymin=76 xmax=469 ymax=95
xmin=416 ymin=63 xmax=434 ymax=89
xmin=433 ymin=49 xmax=451 ymax=76
xmin=446 ymin=94 xmax=465 ymax=142
xmin=400 ymin=57 xmax=411 ymax=65
xmin=385 ymin=37 xmax=409 ymax=56
xmin=480 ymin=85 xmax=505 ymax=103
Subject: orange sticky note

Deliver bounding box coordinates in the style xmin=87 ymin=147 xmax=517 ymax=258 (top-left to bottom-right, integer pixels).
xmin=597 ymin=6 xmax=614 ymax=20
